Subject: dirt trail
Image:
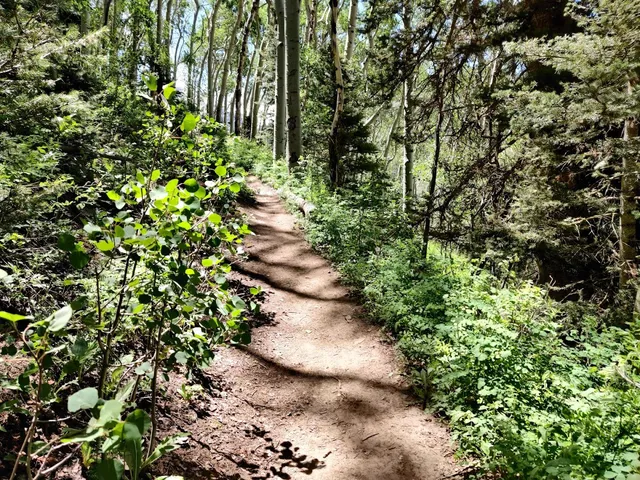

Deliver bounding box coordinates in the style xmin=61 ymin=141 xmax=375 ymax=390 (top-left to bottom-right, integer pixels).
xmin=159 ymin=178 xmax=459 ymax=479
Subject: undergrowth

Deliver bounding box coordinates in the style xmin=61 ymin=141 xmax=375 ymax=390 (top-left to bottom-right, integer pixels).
xmin=236 ymin=139 xmax=640 ymax=480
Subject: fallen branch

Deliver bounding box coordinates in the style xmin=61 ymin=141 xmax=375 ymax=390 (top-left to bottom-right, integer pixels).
xmin=277 ymin=189 xmax=315 ymax=217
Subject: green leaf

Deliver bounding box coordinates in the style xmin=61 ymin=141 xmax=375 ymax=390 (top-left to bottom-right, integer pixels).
xmin=70 ymin=251 xmax=90 ymax=270
xmin=175 ymin=351 xmax=189 ymax=365
xmin=68 ymin=387 xmax=99 ymax=412
xmin=58 ymin=233 xmax=76 ymax=252
xmin=214 ymin=165 xmax=227 ymax=177
xmin=202 ymin=258 xmax=214 ymax=267
xmin=151 ymin=169 xmax=161 ymax=181
xmin=165 ymin=179 xmax=179 ymax=193
xmin=115 ymin=380 xmax=136 ymax=403
xmin=163 ymin=82 xmax=176 ymax=100
xmin=107 ymin=191 xmax=121 ymax=201
xmin=177 ymin=221 xmax=191 ymax=230
xmin=61 ymin=428 xmax=102 ymax=443
xmin=229 ymin=183 xmax=241 ymax=193
xmin=184 ymin=178 xmax=199 ymax=193
xmin=141 ymin=434 xmax=188 ymax=469
xmin=136 ymin=171 xmax=145 ymax=184
xmin=95 ymin=458 xmax=124 ymax=480
xmin=95 ymin=240 xmax=115 ymax=252
xmin=48 ymin=305 xmax=72 ymax=332
xmin=84 ymin=223 xmax=102 ymax=234
xmin=124 ymin=410 xmax=151 ymax=438
xmin=123 ymin=410 xmax=150 ymax=480
xmin=0 ymin=311 xmax=31 ymax=322
xmin=143 ymin=73 xmax=158 ymax=92
xmin=208 ymin=213 xmax=221 ymax=225
xmin=97 ymin=400 xmax=123 ymax=426
xmin=180 ymin=112 xmax=199 ymax=133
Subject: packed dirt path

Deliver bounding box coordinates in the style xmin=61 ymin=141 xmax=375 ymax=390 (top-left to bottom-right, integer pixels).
xmin=159 ymin=178 xmax=461 ymax=479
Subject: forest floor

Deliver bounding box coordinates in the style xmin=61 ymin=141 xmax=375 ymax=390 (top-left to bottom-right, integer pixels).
xmin=155 ymin=178 xmax=461 ymax=480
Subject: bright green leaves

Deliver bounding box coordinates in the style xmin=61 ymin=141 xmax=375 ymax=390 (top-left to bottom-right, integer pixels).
xmin=180 ymin=112 xmax=199 ymax=133
xmin=166 ymin=178 xmax=179 ymax=193
xmin=202 ymin=258 xmax=214 ymax=267
xmin=107 ymin=190 xmax=121 ymax=202
xmin=151 ymin=169 xmax=161 ymax=181
xmin=68 ymin=387 xmax=99 ymax=412
xmin=229 ymin=183 xmax=241 ymax=193
xmin=214 ymin=165 xmax=227 ymax=177
xmin=162 ymin=82 xmax=176 ymax=101
xmin=47 ymin=305 xmax=72 ymax=332
xmin=143 ymin=73 xmax=157 ymax=92
xmin=0 ymin=311 xmax=31 ymax=322
xmin=184 ymin=178 xmax=199 ymax=192
xmin=95 ymin=240 xmax=115 ymax=252
xmin=208 ymin=213 xmax=221 ymax=225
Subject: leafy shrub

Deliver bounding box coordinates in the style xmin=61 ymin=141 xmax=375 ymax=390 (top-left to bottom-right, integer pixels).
xmin=251 ymin=146 xmax=640 ymax=479
xmin=0 ymin=81 xmax=257 ymax=479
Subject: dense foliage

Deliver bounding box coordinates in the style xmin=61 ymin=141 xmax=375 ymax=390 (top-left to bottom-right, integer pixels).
xmin=246 ymin=140 xmax=640 ymax=479
xmin=0 ymin=2 xmax=255 ymax=478
xmin=2 ymin=0 xmax=640 ymax=477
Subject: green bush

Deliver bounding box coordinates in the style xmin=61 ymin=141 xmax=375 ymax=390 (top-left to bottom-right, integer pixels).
xmin=250 ymin=145 xmax=640 ymax=480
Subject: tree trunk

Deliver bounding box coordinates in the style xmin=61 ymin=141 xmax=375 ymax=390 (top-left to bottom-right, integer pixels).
xmin=187 ymin=0 xmax=201 ymax=105
xmin=207 ymin=1 xmax=221 ymax=117
xmin=164 ymin=0 xmax=174 ymax=81
xmin=251 ymin=36 xmax=267 ymax=139
xmin=234 ymin=0 xmax=260 ymax=135
xmin=103 ymin=0 xmax=112 ymax=26
xmin=344 ymin=0 xmax=357 ymax=62
xmin=273 ymin=0 xmax=286 ymax=159
xmin=620 ymin=78 xmax=639 ymax=288
xmin=384 ymin=84 xmax=404 ymax=161
xmin=244 ymin=42 xmax=258 ymax=125
xmin=328 ymin=0 xmax=344 ymax=187
xmin=81 ymin=5 xmax=90 ymax=35
xmin=308 ymin=0 xmax=317 ymax=46
xmin=154 ymin=0 xmax=163 ymax=81
xmin=285 ymin=0 xmax=302 ymax=168
xmin=216 ymin=0 xmax=244 ymax=124
xmin=401 ymin=0 xmax=414 ymax=208
xmin=422 ymin=93 xmax=444 ymax=257
xmin=173 ymin=24 xmax=184 ymax=81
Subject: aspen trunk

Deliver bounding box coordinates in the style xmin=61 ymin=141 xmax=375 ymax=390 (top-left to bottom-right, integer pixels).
xmin=187 ymin=0 xmax=201 ymax=105
xmin=328 ymin=0 xmax=344 ymax=187
xmin=285 ymin=0 xmax=302 ymax=167
xmin=164 ymin=0 xmax=174 ymax=81
xmin=402 ymin=0 xmax=414 ymax=208
xmin=234 ymin=0 xmax=260 ymax=135
xmin=251 ymin=36 xmax=267 ymax=139
xmin=273 ymin=0 xmax=286 ymax=159
xmin=244 ymin=44 xmax=258 ymax=124
xmin=384 ymin=84 xmax=404 ymax=160
xmin=207 ymin=1 xmax=221 ymax=117
xmin=216 ymin=0 xmax=244 ymax=124
xmin=344 ymin=0 xmax=357 ymax=62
